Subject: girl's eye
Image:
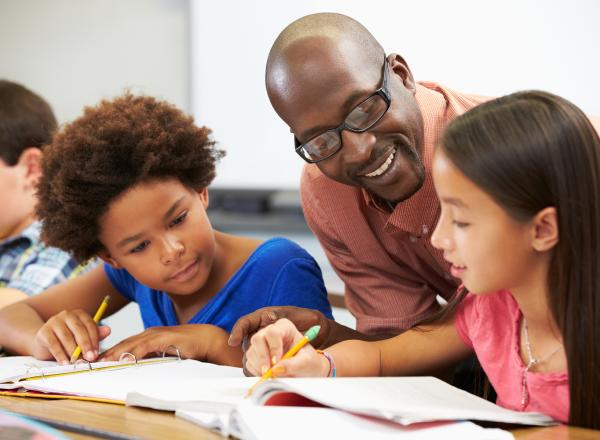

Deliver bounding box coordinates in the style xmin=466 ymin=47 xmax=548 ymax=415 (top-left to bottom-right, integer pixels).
xmin=130 ymin=240 xmax=149 ymax=254
xmin=170 ymin=212 xmax=187 ymax=227
xmin=452 ymin=220 xmax=470 ymax=228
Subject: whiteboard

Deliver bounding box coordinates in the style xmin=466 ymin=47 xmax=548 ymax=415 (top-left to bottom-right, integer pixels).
xmin=190 ymin=0 xmax=600 ymax=189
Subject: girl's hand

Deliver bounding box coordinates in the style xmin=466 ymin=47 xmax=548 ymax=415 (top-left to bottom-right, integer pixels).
xmin=98 ymin=324 xmax=242 ymax=367
xmin=32 ymin=309 xmax=111 ymax=365
xmin=245 ymin=318 xmax=329 ymax=377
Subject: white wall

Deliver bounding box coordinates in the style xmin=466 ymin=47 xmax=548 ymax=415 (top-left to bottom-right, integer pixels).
xmin=191 ymin=0 xmax=600 ymax=189
xmin=0 ymin=0 xmax=190 ymax=123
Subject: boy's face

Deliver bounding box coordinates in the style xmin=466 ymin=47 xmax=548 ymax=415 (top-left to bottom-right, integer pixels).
xmin=98 ymin=179 xmax=217 ymax=296
xmin=0 ymin=151 xmax=40 ymax=241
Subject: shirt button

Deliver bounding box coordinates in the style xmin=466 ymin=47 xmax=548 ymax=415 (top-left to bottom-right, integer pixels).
xmin=409 ymin=235 xmax=418 ymax=243
xmin=421 ymin=224 xmax=429 ymax=235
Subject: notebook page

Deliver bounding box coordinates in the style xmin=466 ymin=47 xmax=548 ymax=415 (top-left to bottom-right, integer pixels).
xmin=20 ymin=359 xmax=243 ymax=402
xmin=126 ymin=377 xmax=255 ymax=411
xmin=180 ymin=406 xmax=514 ymax=440
xmin=253 ymin=377 xmax=554 ymax=426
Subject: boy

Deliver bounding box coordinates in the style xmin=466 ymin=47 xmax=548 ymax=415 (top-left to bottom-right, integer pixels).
xmin=0 ymin=80 xmax=85 ymax=308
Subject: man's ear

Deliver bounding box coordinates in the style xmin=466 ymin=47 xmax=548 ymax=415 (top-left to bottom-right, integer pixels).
xmin=196 ymin=187 xmax=209 ymax=209
xmin=97 ymin=249 xmax=122 ymax=269
xmin=531 ymin=207 xmax=559 ymax=252
xmin=387 ymin=53 xmax=416 ymax=94
xmin=17 ymin=147 xmax=42 ymax=190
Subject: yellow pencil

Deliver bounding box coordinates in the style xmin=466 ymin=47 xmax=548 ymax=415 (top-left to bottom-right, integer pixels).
xmin=70 ymin=295 xmax=110 ymax=363
xmin=245 ymin=325 xmax=320 ymax=397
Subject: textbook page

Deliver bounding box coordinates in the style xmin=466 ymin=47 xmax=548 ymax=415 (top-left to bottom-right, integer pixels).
xmin=11 ymin=359 xmax=243 ymax=402
xmin=252 ymin=377 xmax=554 ymax=426
xmin=178 ymin=406 xmax=515 ymax=440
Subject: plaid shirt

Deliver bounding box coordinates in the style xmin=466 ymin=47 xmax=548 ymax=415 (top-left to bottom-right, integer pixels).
xmin=0 ymin=221 xmax=90 ymax=296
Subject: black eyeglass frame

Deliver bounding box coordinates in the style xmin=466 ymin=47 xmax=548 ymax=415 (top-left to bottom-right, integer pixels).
xmin=293 ymin=56 xmax=392 ymax=164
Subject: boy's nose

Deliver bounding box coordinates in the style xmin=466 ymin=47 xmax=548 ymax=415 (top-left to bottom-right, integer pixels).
xmin=161 ymin=238 xmax=184 ymax=265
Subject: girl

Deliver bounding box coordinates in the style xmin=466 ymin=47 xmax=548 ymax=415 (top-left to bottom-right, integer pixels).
xmin=0 ymin=94 xmax=332 ymax=367
xmin=244 ymin=90 xmax=600 ymax=428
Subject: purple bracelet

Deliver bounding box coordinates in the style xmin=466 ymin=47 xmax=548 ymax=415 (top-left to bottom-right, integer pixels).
xmin=318 ymin=350 xmax=336 ymax=377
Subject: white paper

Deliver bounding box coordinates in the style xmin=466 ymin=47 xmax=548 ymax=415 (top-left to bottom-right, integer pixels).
xmin=252 ymin=377 xmax=554 ymax=426
xmin=178 ymin=406 xmax=515 ymax=440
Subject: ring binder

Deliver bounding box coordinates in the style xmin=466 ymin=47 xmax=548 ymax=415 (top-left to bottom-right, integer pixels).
xmin=23 ymin=365 xmax=45 ymax=381
xmin=118 ymin=352 xmax=138 ymax=365
xmin=73 ymin=359 xmax=93 ymax=372
xmin=161 ymin=345 xmax=181 ymax=360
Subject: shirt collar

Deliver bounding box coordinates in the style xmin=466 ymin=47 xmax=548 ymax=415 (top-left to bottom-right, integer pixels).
xmin=360 ymin=82 xmax=450 ymax=236
xmin=0 ymin=220 xmax=41 ymax=248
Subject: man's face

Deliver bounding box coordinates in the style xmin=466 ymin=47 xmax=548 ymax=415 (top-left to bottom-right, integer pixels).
xmin=267 ymin=40 xmax=425 ymax=203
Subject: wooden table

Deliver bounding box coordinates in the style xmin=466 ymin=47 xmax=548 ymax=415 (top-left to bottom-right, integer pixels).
xmin=0 ymin=395 xmax=598 ymax=440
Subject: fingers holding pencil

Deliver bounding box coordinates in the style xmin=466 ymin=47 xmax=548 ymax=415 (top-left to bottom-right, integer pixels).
xmin=245 ymin=319 xmax=324 ymax=379
xmin=32 ymin=295 xmax=112 ymax=365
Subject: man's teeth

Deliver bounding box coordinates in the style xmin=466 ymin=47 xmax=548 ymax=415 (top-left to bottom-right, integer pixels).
xmin=365 ymin=150 xmax=395 ymax=178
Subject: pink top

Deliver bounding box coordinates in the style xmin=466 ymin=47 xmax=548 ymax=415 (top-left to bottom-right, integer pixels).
xmin=454 ymin=290 xmax=569 ymax=423
xmin=301 ymin=82 xmax=490 ymax=334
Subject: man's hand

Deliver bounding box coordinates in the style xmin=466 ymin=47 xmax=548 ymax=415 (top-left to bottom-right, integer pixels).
xmin=228 ymin=306 xmax=332 ymax=352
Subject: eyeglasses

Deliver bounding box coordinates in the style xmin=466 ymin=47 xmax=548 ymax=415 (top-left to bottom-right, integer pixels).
xmin=294 ymin=56 xmax=392 ymax=164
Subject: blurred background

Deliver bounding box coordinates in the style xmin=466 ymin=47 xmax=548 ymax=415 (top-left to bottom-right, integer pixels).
xmin=1 ymin=0 xmax=598 ymax=344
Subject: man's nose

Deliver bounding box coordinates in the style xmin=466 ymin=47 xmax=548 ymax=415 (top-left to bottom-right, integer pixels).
xmin=339 ymin=130 xmax=377 ymax=167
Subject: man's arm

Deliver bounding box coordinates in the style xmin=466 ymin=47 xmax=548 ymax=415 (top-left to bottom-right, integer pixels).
xmin=228 ymin=306 xmax=394 ymax=352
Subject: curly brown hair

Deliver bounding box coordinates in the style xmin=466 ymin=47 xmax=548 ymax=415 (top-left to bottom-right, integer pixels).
xmin=37 ymin=94 xmax=225 ymax=261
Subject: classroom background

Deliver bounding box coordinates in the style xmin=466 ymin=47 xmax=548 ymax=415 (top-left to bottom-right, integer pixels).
xmin=1 ymin=0 xmax=598 ymax=346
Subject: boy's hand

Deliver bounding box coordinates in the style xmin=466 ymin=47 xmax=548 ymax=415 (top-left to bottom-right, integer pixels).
xmin=32 ymin=309 xmax=111 ymax=365
xmin=244 ymin=318 xmax=329 ymax=378
xmin=98 ymin=324 xmax=242 ymax=367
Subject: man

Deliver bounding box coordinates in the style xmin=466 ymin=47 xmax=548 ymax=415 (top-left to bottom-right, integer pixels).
xmin=0 ymin=80 xmax=87 ymax=309
xmin=229 ymin=13 xmax=490 ymax=349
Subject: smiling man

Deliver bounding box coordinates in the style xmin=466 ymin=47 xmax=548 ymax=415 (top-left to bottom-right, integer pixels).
xmin=229 ymin=13 xmax=490 ymax=349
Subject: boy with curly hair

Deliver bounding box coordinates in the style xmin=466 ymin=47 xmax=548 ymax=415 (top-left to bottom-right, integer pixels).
xmin=0 ymin=94 xmax=332 ymax=366
xmin=0 ymin=80 xmax=87 ymax=309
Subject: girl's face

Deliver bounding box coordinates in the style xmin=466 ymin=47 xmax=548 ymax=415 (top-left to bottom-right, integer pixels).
xmin=98 ymin=179 xmax=216 ymax=296
xmin=430 ymin=150 xmax=539 ymax=294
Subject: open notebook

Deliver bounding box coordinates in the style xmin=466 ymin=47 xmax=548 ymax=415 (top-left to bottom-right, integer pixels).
xmin=126 ymin=376 xmax=555 ymax=427
xmin=0 ymin=356 xmax=243 ymax=403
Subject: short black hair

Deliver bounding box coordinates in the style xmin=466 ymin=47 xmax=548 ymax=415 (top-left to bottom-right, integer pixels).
xmin=0 ymin=80 xmax=57 ymax=165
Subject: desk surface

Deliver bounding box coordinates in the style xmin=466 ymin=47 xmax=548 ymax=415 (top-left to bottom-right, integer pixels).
xmin=0 ymin=396 xmax=598 ymax=440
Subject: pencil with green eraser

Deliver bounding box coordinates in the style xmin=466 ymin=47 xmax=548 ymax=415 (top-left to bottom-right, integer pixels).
xmin=70 ymin=295 xmax=110 ymax=363
xmin=245 ymin=324 xmax=320 ymax=397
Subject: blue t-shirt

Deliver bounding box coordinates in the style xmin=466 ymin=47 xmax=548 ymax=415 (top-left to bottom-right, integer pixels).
xmin=104 ymin=237 xmax=333 ymax=332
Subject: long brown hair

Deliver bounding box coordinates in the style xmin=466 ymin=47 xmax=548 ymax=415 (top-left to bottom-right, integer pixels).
xmin=438 ymin=90 xmax=600 ymax=428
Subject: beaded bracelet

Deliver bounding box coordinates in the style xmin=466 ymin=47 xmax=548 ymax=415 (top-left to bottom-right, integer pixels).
xmin=316 ymin=350 xmax=336 ymax=377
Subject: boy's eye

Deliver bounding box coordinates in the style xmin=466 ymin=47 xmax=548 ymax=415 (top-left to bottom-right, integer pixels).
xmin=170 ymin=211 xmax=188 ymax=227
xmin=130 ymin=240 xmax=149 ymax=254
xmin=452 ymin=220 xmax=470 ymax=228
